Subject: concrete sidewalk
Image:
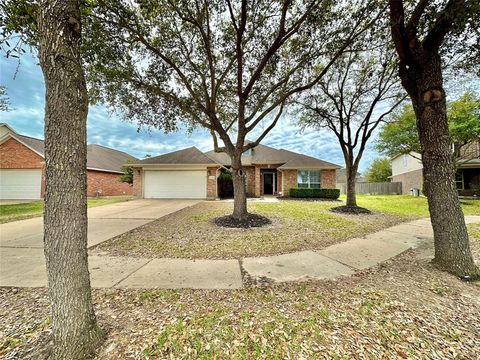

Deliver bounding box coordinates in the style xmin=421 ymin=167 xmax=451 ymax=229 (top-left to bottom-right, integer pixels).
xmin=1 ymin=216 xmax=479 ymax=289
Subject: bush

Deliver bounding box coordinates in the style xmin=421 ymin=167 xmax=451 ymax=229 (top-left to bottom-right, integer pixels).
xmin=289 ymin=188 xmax=340 ymax=199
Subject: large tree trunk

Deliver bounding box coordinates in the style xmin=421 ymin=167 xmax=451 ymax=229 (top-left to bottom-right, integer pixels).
xmin=403 ymin=54 xmax=479 ymax=278
xmin=345 ymin=163 xmax=358 ymax=207
xmin=38 ymin=0 xmax=102 ymax=358
xmin=231 ymin=156 xmax=248 ymax=220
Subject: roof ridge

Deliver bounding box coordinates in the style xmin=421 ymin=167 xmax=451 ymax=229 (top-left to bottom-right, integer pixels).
xmin=88 ymin=143 xmax=135 ymax=158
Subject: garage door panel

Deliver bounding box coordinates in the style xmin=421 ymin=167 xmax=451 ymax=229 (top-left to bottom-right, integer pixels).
xmin=144 ymin=170 xmax=206 ymax=199
xmin=0 ymin=169 xmax=42 ymax=199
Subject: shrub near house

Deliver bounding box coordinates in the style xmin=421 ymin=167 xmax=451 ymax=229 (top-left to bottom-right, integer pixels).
xmin=289 ymin=188 xmax=340 ymax=199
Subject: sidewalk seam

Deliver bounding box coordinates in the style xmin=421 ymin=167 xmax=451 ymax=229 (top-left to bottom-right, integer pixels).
xmin=110 ymin=258 xmax=153 ymax=288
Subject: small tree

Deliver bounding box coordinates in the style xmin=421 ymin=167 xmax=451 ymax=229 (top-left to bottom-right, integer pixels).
xmin=120 ymin=160 xmax=134 ymax=184
xmin=299 ymin=36 xmax=405 ymax=209
xmin=388 ymin=0 xmax=480 ymax=278
xmin=84 ymin=0 xmax=381 ymax=221
xmin=365 ymin=158 xmax=392 ymax=183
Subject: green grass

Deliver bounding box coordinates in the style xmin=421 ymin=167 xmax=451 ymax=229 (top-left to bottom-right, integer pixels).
xmin=343 ymin=195 xmax=480 ymax=218
xmin=97 ymin=200 xmax=403 ymax=259
xmin=97 ymin=195 xmax=479 ymax=259
xmin=0 ymin=196 xmax=135 ymax=224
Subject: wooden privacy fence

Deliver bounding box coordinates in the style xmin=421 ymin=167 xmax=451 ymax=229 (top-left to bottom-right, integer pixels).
xmin=337 ymin=182 xmax=402 ymax=195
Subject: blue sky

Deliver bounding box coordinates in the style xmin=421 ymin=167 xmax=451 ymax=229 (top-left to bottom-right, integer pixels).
xmin=0 ymin=52 xmax=382 ymax=172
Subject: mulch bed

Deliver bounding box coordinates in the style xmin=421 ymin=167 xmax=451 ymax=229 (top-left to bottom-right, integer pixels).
xmin=213 ymin=213 xmax=272 ymax=228
xmin=330 ymin=205 xmax=372 ymax=214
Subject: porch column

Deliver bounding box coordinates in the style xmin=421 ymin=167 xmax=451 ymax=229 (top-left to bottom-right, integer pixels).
xmin=254 ymin=166 xmax=261 ymax=197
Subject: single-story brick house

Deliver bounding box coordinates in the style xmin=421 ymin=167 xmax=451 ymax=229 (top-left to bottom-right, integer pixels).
xmin=131 ymin=143 xmax=340 ymax=199
xmin=391 ymin=140 xmax=480 ymax=195
xmin=0 ymin=123 xmax=136 ymax=199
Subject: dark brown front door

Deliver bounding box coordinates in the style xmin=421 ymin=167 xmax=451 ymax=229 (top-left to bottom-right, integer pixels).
xmin=264 ymin=173 xmax=274 ymax=195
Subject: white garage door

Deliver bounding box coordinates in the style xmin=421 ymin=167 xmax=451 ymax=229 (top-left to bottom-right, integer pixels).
xmin=144 ymin=170 xmax=207 ymax=199
xmin=0 ymin=169 xmax=42 ymax=199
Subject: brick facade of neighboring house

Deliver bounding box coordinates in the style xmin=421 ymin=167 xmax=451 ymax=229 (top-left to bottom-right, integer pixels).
xmin=87 ymin=170 xmax=132 ymax=197
xmin=132 ymin=168 xmax=143 ymax=197
xmin=0 ymin=137 xmax=46 ymax=197
xmin=391 ymin=169 xmax=423 ymax=195
xmin=0 ymin=124 xmax=135 ymax=199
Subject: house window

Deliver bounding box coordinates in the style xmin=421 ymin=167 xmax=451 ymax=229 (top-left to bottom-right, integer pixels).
xmin=298 ymin=170 xmax=321 ymax=189
xmin=402 ymin=154 xmax=408 ymax=167
xmin=243 ymin=148 xmax=253 ymax=156
xmin=455 ymin=171 xmax=464 ymax=190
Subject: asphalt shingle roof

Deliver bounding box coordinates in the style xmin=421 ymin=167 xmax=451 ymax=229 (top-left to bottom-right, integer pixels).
xmin=1 ymin=124 xmax=135 ymax=173
xmin=204 ymin=143 xmax=340 ymax=169
xmin=86 ymin=144 xmax=136 ymax=173
xmin=135 ymin=146 xmax=218 ymax=165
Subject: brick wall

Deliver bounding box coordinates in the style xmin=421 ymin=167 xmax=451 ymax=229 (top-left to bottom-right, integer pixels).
xmin=87 ymin=170 xmax=133 ymax=197
xmin=391 ymin=169 xmax=423 ymax=194
xmin=207 ymin=167 xmax=218 ymax=199
xmin=254 ymin=166 xmax=261 ymax=197
xmin=277 ymin=172 xmax=283 ymax=196
xmin=244 ymin=166 xmax=255 ymax=196
xmin=0 ymin=137 xmax=46 ymax=197
xmin=281 ymin=169 xmax=297 ymax=196
xmin=321 ymin=169 xmax=337 ymax=189
xmin=132 ymin=168 xmax=143 ymax=197
xmin=0 ymin=138 xmax=44 ymax=169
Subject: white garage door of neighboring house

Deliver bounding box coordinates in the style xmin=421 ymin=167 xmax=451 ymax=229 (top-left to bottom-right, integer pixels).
xmin=144 ymin=170 xmax=207 ymax=199
xmin=0 ymin=169 xmax=42 ymax=199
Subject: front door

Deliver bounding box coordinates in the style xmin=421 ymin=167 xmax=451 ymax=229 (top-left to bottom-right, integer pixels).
xmin=264 ymin=173 xmax=274 ymax=195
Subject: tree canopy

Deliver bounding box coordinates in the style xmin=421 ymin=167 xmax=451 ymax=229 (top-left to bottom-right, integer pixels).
xmin=298 ymin=21 xmax=405 ymax=207
xmin=376 ymin=92 xmax=480 ymax=158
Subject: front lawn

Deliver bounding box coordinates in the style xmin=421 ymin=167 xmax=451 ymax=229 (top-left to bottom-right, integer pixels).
xmin=2 ymin=230 xmax=479 ymax=359
xmin=94 ymin=199 xmax=402 ymax=259
xmin=345 ymin=194 xmax=480 ymax=218
xmin=94 ymin=195 xmax=480 ymax=260
xmin=0 ymin=196 xmax=135 ymax=224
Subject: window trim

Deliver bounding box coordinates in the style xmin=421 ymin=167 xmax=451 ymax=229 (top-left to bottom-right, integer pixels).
xmin=455 ymin=171 xmax=464 ymax=190
xmin=297 ymin=170 xmax=321 ymax=189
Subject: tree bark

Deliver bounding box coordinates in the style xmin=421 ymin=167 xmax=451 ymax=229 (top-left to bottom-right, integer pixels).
xmin=231 ymin=155 xmax=248 ymax=220
xmin=402 ymin=53 xmax=479 ymax=278
xmin=345 ymin=163 xmax=358 ymax=207
xmin=38 ymin=0 xmax=102 ymax=358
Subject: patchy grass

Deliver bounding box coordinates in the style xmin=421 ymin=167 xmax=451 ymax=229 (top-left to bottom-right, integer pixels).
xmin=95 ymin=196 xmax=479 ymax=259
xmin=2 ymin=239 xmax=480 ymax=359
xmin=0 ymin=196 xmax=135 ymax=224
xmin=468 ymin=223 xmax=480 ymax=259
xmin=349 ymin=195 xmax=480 ymax=218
xmin=94 ymin=200 xmax=403 ymax=259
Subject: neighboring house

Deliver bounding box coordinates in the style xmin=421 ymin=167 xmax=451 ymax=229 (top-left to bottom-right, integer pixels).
xmin=391 ymin=140 xmax=480 ymax=195
xmin=335 ymin=168 xmax=365 ymax=186
xmin=0 ymin=123 xmax=136 ymax=199
xmin=131 ymin=143 xmax=340 ymax=199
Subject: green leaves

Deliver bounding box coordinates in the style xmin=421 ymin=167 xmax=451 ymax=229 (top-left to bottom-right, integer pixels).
xmin=376 ymin=92 xmax=480 ymax=158
xmin=365 ymin=158 xmax=392 ymax=183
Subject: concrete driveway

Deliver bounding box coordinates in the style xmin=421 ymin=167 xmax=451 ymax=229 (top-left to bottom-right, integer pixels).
xmin=0 ymin=199 xmax=201 ymax=287
xmin=0 ymin=199 xmax=200 ymax=249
